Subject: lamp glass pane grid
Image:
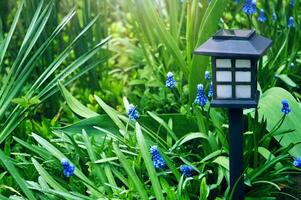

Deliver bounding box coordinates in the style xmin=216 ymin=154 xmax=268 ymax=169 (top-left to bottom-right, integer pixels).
xmin=215 ymin=59 xmax=252 ymax=99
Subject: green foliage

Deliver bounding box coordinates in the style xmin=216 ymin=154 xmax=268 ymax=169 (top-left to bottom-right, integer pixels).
xmin=1 ymin=0 xmax=301 ymax=199
xmin=0 ymin=0 xmax=109 ymax=144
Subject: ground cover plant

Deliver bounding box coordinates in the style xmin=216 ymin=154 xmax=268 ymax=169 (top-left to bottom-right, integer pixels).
xmin=1 ymin=0 xmax=301 ymax=199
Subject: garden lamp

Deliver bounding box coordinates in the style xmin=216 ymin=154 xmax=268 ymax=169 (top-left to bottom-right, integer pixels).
xmin=194 ymin=29 xmax=272 ymax=199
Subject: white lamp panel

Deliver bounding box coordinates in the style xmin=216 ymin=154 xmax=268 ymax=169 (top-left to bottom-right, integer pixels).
xmin=235 ymin=72 xmax=251 ymax=82
xmin=236 ymin=59 xmax=251 ymax=68
xmin=216 ymin=85 xmax=232 ymax=98
xmin=216 ymin=71 xmax=232 ymax=82
xmin=216 ymin=59 xmax=231 ymax=68
xmin=236 ymin=85 xmax=251 ymax=98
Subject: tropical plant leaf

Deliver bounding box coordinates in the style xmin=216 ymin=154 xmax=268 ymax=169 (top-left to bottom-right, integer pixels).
xmin=257 ymin=87 xmax=301 ymax=156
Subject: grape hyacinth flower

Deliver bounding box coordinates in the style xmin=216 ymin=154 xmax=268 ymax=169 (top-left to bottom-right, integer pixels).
xmin=288 ymin=16 xmax=294 ymax=28
xmin=165 ymin=72 xmax=176 ymax=89
xmin=208 ymin=82 xmax=213 ymax=97
xmin=61 ymin=158 xmax=75 ymax=177
xmin=290 ymin=0 xmax=295 ymax=7
xmin=272 ymin=12 xmax=277 ymax=21
xmin=242 ymin=0 xmax=256 ymax=15
xmin=180 ymin=165 xmax=195 ymax=177
xmin=258 ymin=9 xmax=267 ymax=22
xmin=274 ymin=73 xmax=278 ymax=79
xmin=150 ymin=146 xmax=166 ymax=170
xmin=205 ymin=71 xmax=210 ymax=81
xmin=293 ymin=157 xmax=301 ymax=168
xmin=194 ymin=84 xmax=208 ymax=107
xmin=290 ymin=62 xmax=295 ymax=69
xmin=127 ymin=104 xmax=139 ymax=120
xmin=281 ymin=99 xmax=291 ymax=115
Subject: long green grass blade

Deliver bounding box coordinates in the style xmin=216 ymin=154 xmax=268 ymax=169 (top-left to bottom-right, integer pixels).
xmin=31 ymin=158 xmax=68 ymax=193
xmin=135 ymin=122 xmax=164 ymax=200
xmin=0 ymin=150 xmax=36 ymax=200
xmin=112 ymin=143 xmax=148 ymax=199
xmin=59 ymin=83 xmax=98 ymax=118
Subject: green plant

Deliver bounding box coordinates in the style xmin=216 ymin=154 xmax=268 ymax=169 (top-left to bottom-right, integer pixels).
xmin=0 ymin=0 xmax=109 ymax=144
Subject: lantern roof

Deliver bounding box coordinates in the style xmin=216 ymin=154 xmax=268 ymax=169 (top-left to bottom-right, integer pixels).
xmin=194 ymin=29 xmax=272 ymax=57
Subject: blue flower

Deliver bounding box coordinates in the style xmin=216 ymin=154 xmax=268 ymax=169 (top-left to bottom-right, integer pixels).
xmin=127 ymin=104 xmax=139 ymax=120
xmin=288 ymin=16 xmax=295 ymax=28
xmin=290 ymin=0 xmax=295 ymax=7
xmin=272 ymin=12 xmax=277 ymax=21
xmin=208 ymin=82 xmax=213 ymax=97
xmin=61 ymin=159 xmax=75 ymax=177
xmin=194 ymin=84 xmax=208 ymax=107
xmin=61 ymin=158 xmax=69 ymax=167
xmin=204 ymin=71 xmax=210 ymax=81
xmin=281 ymin=99 xmax=291 ymax=115
xmin=290 ymin=62 xmax=295 ymax=69
xmin=165 ymin=72 xmax=176 ymax=89
xmin=258 ymin=9 xmax=267 ymax=22
xmin=274 ymin=73 xmax=278 ymax=79
xmin=293 ymin=157 xmax=301 ymax=167
xmin=150 ymin=146 xmax=166 ymax=170
xmin=242 ymin=0 xmax=256 ymax=15
xmin=180 ymin=165 xmax=195 ymax=177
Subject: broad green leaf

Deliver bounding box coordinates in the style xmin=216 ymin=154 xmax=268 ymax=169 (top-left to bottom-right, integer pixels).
xmin=213 ymin=156 xmax=229 ymax=171
xmin=257 ymin=87 xmax=301 ymax=156
xmin=58 ymin=115 xmax=119 ymax=137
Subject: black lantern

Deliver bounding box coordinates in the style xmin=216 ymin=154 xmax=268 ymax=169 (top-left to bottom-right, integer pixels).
xmin=195 ymin=29 xmax=272 ymax=108
xmin=194 ymin=29 xmax=272 ymax=200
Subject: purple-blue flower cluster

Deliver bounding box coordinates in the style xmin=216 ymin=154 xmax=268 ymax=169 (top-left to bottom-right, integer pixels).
xmin=288 ymin=16 xmax=294 ymax=28
xmin=150 ymin=146 xmax=166 ymax=170
xmin=166 ymin=72 xmax=176 ymax=89
xmin=205 ymin=71 xmax=210 ymax=81
xmin=281 ymin=99 xmax=291 ymax=115
xmin=128 ymin=104 xmax=139 ymax=120
xmin=180 ymin=165 xmax=195 ymax=177
xmin=293 ymin=157 xmax=301 ymax=167
xmin=242 ymin=0 xmax=256 ymax=15
xmin=61 ymin=159 xmax=75 ymax=177
xmin=194 ymin=84 xmax=208 ymax=107
xmin=208 ymin=82 xmax=213 ymax=97
xmin=258 ymin=9 xmax=267 ymax=22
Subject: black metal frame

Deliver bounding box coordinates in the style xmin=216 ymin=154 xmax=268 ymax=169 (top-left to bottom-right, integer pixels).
xmin=211 ymin=56 xmax=258 ymax=108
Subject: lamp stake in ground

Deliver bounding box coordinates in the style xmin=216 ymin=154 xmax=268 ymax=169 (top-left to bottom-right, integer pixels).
xmin=195 ymin=29 xmax=272 ymax=200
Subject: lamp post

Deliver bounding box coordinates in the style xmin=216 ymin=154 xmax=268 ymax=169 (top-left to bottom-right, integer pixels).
xmin=194 ymin=29 xmax=272 ymax=199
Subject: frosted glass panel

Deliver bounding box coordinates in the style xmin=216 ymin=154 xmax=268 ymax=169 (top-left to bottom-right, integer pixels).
xmin=216 ymin=71 xmax=232 ymax=82
xmin=236 ymin=85 xmax=251 ymax=98
xmin=216 ymin=59 xmax=231 ymax=68
xmin=235 ymin=72 xmax=251 ymax=82
xmin=216 ymin=85 xmax=232 ymax=98
xmin=236 ymin=59 xmax=251 ymax=68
